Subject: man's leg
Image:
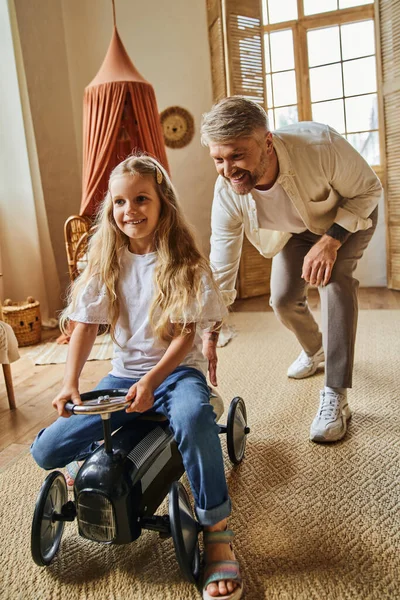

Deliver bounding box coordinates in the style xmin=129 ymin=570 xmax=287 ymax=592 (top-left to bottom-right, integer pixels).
xmin=311 ymin=208 xmax=378 ymax=442
xmin=320 ymin=208 xmax=378 ymax=388
xmin=270 ymin=230 xmax=324 ymax=377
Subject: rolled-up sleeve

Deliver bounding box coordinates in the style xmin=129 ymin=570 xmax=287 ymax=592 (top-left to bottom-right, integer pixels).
xmin=210 ymin=179 xmax=244 ymax=306
xmin=328 ymin=128 xmax=382 ymax=232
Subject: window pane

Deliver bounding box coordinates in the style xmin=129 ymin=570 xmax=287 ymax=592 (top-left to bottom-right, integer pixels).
xmin=272 ymin=71 xmax=297 ymax=106
xmin=266 ymin=75 xmax=273 ymax=108
xmin=264 ymin=34 xmax=271 ymax=74
xmin=304 ymin=0 xmax=337 ymax=16
xmin=274 ymin=105 xmax=298 ymax=129
xmin=345 ymin=94 xmax=378 ymax=132
xmin=339 ymin=0 xmax=373 ymax=8
xmin=343 ymin=57 xmax=377 ymax=97
xmin=268 ymin=109 xmax=275 ymax=130
xmin=310 ymin=63 xmax=343 ymax=102
xmin=347 ymin=130 xmax=380 ymax=164
xmin=312 ymin=99 xmax=345 ymax=133
xmin=266 ymin=0 xmax=297 ymax=24
xmin=341 ymin=20 xmax=375 ymax=60
xmin=270 ymin=30 xmax=295 ymax=72
xmin=307 ymin=26 xmax=340 ymax=67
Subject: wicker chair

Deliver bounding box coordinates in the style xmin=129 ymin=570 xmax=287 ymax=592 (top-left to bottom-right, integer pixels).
xmin=64 ymin=215 xmax=92 ymax=281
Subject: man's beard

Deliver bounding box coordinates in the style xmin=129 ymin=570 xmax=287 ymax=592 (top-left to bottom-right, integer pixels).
xmin=226 ymin=149 xmax=269 ymax=195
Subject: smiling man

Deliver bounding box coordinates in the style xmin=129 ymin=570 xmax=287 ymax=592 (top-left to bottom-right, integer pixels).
xmin=201 ymin=96 xmax=382 ymax=443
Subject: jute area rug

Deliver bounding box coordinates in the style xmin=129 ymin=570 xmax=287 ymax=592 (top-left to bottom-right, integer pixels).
xmin=1 ymin=310 xmax=399 ymax=599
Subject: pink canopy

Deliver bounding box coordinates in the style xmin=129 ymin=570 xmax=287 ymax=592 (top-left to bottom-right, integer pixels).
xmin=80 ymin=25 xmax=169 ymax=216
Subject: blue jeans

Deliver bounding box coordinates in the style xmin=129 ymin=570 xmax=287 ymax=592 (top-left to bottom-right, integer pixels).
xmin=31 ymin=366 xmax=231 ymax=526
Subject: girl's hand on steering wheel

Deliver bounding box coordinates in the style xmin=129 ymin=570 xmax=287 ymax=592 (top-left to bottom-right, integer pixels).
xmin=52 ymin=386 xmax=82 ymax=418
xmin=125 ymin=379 xmax=155 ymax=413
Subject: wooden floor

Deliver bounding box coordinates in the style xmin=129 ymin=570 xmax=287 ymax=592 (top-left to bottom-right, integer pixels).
xmin=1 ymin=287 xmax=399 ymax=470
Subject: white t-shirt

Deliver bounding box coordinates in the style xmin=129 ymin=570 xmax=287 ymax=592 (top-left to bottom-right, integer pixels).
xmin=252 ymin=181 xmax=306 ymax=233
xmin=69 ymin=248 xmax=227 ymax=379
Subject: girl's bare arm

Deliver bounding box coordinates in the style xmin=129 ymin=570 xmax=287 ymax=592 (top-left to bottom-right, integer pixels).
xmin=126 ymin=324 xmax=196 ymax=413
xmin=52 ymin=322 xmax=99 ymax=417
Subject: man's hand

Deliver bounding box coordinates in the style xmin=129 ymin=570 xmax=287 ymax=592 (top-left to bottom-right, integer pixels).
xmin=125 ymin=378 xmax=155 ymax=413
xmin=52 ymin=386 xmax=82 ymax=418
xmin=302 ymin=235 xmax=341 ymax=287
xmin=202 ymin=331 xmax=219 ymax=386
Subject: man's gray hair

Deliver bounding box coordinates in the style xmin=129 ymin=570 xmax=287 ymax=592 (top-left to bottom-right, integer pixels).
xmin=201 ymin=96 xmax=269 ymax=146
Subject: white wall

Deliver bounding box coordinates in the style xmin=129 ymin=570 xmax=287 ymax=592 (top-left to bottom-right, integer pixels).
xmin=61 ymin=0 xmax=218 ymax=255
xmin=0 ymin=0 xmax=61 ymax=320
xmin=354 ymin=194 xmax=387 ymax=286
xmin=14 ymin=0 xmax=82 ymax=294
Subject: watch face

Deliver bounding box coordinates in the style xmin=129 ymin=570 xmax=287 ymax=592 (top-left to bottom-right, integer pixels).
xmin=160 ymin=106 xmax=195 ymax=149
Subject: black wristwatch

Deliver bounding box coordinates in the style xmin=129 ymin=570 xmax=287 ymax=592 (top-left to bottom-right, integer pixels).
xmin=325 ymin=223 xmax=351 ymax=244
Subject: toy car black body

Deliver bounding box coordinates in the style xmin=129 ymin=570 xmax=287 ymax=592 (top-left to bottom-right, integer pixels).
xmin=31 ymin=389 xmax=249 ymax=582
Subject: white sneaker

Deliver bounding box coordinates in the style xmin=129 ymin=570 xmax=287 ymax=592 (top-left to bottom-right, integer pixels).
xmin=310 ymin=390 xmax=352 ymax=443
xmin=287 ymin=347 xmax=325 ymax=379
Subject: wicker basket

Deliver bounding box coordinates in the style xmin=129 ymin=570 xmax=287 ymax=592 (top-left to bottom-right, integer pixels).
xmin=2 ymin=296 xmax=42 ymax=347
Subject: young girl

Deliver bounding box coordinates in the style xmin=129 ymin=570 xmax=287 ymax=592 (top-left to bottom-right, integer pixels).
xmin=30 ymin=155 xmax=243 ymax=600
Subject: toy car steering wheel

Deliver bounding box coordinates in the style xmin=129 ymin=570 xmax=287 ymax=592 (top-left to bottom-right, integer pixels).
xmin=65 ymin=389 xmax=130 ymax=415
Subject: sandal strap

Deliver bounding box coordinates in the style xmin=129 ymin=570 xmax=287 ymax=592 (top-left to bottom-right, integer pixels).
xmin=65 ymin=460 xmax=81 ymax=479
xmin=203 ymin=560 xmax=242 ymax=589
xmin=203 ymin=529 xmax=234 ymax=545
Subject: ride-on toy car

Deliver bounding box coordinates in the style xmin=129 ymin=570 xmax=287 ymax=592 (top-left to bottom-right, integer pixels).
xmin=31 ymin=388 xmax=249 ymax=582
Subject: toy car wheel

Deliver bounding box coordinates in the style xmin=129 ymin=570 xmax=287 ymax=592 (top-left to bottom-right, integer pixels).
xmin=31 ymin=471 xmax=68 ymax=566
xmin=227 ymin=397 xmax=248 ymax=465
xmin=169 ymin=481 xmax=201 ymax=583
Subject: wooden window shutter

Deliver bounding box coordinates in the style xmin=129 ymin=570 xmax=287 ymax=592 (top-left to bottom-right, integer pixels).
xmin=207 ymin=0 xmax=265 ymax=102
xmin=206 ymin=0 xmax=271 ymax=298
xmin=207 ymin=0 xmax=227 ymax=101
xmin=379 ymin=0 xmax=400 ymax=290
xmin=225 ymin=0 xmax=265 ymax=104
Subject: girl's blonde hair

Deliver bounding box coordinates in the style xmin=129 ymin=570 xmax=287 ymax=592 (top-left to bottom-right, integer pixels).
xmin=62 ymin=154 xmax=217 ymax=342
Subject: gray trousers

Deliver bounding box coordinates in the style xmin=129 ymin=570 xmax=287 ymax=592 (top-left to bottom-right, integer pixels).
xmin=269 ymin=208 xmax=378 ymax=388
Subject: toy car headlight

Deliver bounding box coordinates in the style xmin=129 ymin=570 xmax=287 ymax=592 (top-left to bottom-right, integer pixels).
xmin=77 ymin=491 xmax=116 ymax=543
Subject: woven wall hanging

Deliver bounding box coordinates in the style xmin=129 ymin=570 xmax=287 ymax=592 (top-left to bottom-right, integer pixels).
xmin=160 ymin=106 xmax=194 ymax=149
